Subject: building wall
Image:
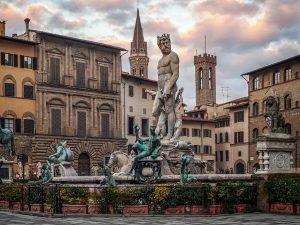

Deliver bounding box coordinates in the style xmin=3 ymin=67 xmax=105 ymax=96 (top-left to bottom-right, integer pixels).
xmin=248 ymin=57 xmax=300 ymax=172
xmin=17 ymin=31 xmax=128 ymax=174
xmin=0 ymin=38 xmax=36 ymax=178
xmin=181 ymin=119 xmax=216 ymax=172
xmin=121 ymin=75 xmax=156 ymax=149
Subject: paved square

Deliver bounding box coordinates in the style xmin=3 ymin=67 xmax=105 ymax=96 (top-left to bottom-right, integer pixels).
xmin=0 ymin=211 xmax=300 ymax=225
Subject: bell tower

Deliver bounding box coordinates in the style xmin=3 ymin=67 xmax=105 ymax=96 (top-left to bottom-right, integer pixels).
xmin=129 ymin=8 xmax=149 ymax=78
xmin=194 ymin=52 xmax=217 ymax=106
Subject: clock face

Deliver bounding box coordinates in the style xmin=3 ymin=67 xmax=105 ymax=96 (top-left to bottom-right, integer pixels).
xmin=265 ymin=116 xmax=272 ymax=127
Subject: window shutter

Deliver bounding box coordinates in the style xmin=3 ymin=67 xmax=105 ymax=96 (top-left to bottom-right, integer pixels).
xmin=51 ymin=109 xmax=61 ymax=135
xmin=15 ymin=119 xmax=21 ymax=133
xmin=20 ymin=55 xmax=24 ymax=68
xmin=24 ymin=119 xmax=34 ymax=134
xmin=1 ymin=52 xmax=5 ymax=65
xmin=33 ymin=57 xmax=37 ymax=70
xmin=14 ymin=54 xmax=18 ymax=67
xmin=0 ymin=118 xmax=4 ymax=128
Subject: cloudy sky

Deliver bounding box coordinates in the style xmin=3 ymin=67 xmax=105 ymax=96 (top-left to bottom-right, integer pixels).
xmin=1 ymin=0 xmax=300 ymax=109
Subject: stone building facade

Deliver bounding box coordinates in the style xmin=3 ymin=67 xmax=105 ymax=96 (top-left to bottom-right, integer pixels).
xmin=242 ymin=55 xmax=300 ymax=173
xmin=121 ymin=72 xmax=157 ymax=150
xmin=194 ymin=52 xmax=217 ymax=106
xmin=16 ymin=21 xmax=127 ymax=175
xmin=0 ymin=21 xmax=38 ymax=178
xmin=181 ymin=116 xmax=216 ymax=173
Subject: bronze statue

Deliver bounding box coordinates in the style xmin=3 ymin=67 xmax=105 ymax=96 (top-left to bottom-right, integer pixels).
xmin=35 ymin=163 xmax=52 ymax=184
xmin=48 ymin=141 xmax=74 ymax=165
xmin=98 ymin=161 xmax=116 ymax=187
xmin=128 ymin=125 xmax=162 ymax=174
xmin=264 ymin=96 xmax=285 ymax=133
xmin=0 ymin=127 xmax=16 ymax=160
xmin=180 ymin=154 xmax=193 ymax=185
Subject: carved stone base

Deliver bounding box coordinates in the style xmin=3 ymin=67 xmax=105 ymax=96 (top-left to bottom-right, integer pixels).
xmin=0 ymin=159 xmax=13 ymax=183
xmin=134 ymin=158 xmax=161 ymax=183
xmin=256 ymin=133 xmax=296 ymax=174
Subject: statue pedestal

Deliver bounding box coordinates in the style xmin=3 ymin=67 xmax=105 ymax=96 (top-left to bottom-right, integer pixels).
xmin=256 ymin=133 xmax=296 ymax=174
xmin=0 ymin=159 xmax=13 ymax=183
xmin=134 ymin=158 xmax=162 ymax=183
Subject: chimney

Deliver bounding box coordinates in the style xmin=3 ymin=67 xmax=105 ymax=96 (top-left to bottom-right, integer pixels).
xmin=24 ymin=18 xmax=30 ymax=34
xmin=0 ymin=20 xmax=6 ymax=36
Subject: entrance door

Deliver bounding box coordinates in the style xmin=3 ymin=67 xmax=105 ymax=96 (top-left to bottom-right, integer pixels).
xmin=236 ymin=163 xmax=245 ymax=174
xmin=78 ymin=153 xmax=90 ymax=176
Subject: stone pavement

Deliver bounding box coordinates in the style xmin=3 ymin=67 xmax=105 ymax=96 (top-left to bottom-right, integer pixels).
xmin=0 ymin=211 xmax=300 ymax=225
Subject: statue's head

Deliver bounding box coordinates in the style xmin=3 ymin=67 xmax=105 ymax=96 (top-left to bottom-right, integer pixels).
xmin=157 ymin=33 xmax=171 ymax=54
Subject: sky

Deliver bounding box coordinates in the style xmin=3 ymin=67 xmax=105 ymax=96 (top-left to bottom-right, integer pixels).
xmin=1 ymin=0 xmax=300 ymax=109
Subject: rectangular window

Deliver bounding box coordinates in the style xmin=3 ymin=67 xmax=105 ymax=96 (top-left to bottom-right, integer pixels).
xmin=76 ymin=62 xmax=85 ymax=88
xmin=4 ymin=83 xmax=15 ymax=97
xmin=216 ymin=151 xmax=218 ymax=162
xmin=204 ymin=145 xmax=212 ymax=154
xmin=285 ymin=68 xmax=292 ymax=81
xmin=24 ymin=56 xmax=32 ymax=69
xmin=220 ymin=151 xmax=223 ymax=162
xmin=192 ymin=129 xmax=201 ymax=137
xmin=50 ymin=57 xmax=60 ymax=84
xmin=51 ymin=108 xmax=61 ymax=135
xmin=77 ymin=111 xmax=86 ymax=137
xmin=182 ymin=128 xmax=189 ymax=137
xmin=207 ymin=160 xmax=214 ymax=172
xmin=100 ymin=66 xmax=109 ymax=90
xmin=1 ymin=52 xmax=17 ymax=67
xmin=4 ymin=118 xmax=14 ymax=131
xmin=128 ymin=117 xmax=134 ymax=135
xmin=101 ymin=113 xmax=110 ymax=138
xmin=129 ymin=85 xmax=134 ymax=97
xmin=253 ymin=77 xmax=260 ymax=90
xmin=141 ymin=118 xmax=149 ymax=136
xmin=225 ymin=150 xmax=229 ymax=161
xmin=234 ymin=131 xmax=244 ymax=143
xmin=129 ymin=106 xmax=133 ymax=112
xmin=234 ymin=111 xmax=244 ymax=123
xmin=24 ymin=119 xmax=34 ymax=134
xmin=273 ymin=71 xmax=280 ymax=84
xmin=24 ymin=85 xmax=33 ymax=99
xmin=143 ymin=108 xmax=146 ymax=114
xmin=142 ymin=88 xmax=147 ymax=99
xmin=203 ymin=129 xmax=211 ymax=137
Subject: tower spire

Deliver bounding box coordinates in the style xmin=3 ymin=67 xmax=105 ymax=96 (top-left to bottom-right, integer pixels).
xmin=129 ymin=7 xmax=149 ymax=78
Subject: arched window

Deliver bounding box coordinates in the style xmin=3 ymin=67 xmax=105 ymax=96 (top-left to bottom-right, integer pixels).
xmin=219 ymin=133 xmax=223 ymax=143
xmin=23 ymin=81 xmax=34 ymax=99
xmin=253 ymin=128 xmax=259 ymax=141
xmin=225 ymin=132 xmax=229 ymax=142
xmin=140 ymin=67 xmax=144 ymax=77
xmin=253 ymin=102 xmax=259 ymax=116
xmin=262 ymin=100 xmax=267 ymax=113
xmin=78 ymin=153 xmax=90 ymax=176
xmin=208 ymin=68 xmax=212 ymax=89
xmin=199 ymin=68 xmax=203 ymax=89
xmin=284 ymin=94 xmax=291 ymax=109
xmin=4 ymin=78 xmax=15 ymax=97
xmin=285 ymin=123 xmax=291 ymax=134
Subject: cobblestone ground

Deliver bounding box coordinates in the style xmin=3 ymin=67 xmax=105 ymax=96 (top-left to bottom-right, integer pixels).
xmin=1 ymin=211 xmax=300 ymax=225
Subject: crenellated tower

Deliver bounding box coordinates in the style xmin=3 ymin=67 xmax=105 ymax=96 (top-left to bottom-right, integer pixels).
xmin=129 ymin=8 xmax=149 ymax=78
xmin=194 ymin=53 xmax=217 ymax=106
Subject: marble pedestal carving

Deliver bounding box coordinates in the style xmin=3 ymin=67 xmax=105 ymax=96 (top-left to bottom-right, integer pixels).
xmin=134 ymin=158 xmax=162 ymax=183
xmin=256 ymin=133 xmax=296 ymax=174
xmin=0 ymin=159 xmax=13 ymax=183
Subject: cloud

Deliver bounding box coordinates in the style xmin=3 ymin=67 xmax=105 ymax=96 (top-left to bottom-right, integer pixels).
xmin=48 ymin=13 xmax=86 ymax=30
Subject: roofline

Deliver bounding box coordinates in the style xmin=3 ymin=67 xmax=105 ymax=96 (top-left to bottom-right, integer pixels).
xmin=182 ymin=116 xmax=215 ymax=123
xmin=240 ymin=54 xmax=300 ymax=76
xmin=29 ymin=29 xmax=127 ymax=51
xmin=0 ymin=35 xmax=39 ymax=45
xmin=122 ymin=73 xmax=157 ymax=84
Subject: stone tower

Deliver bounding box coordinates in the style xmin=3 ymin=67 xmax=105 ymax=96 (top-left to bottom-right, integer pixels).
xmin=129 ymin=8 xmax=149 ymax=78
xmin=194 ymin=52 xmax=217 ymax=106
